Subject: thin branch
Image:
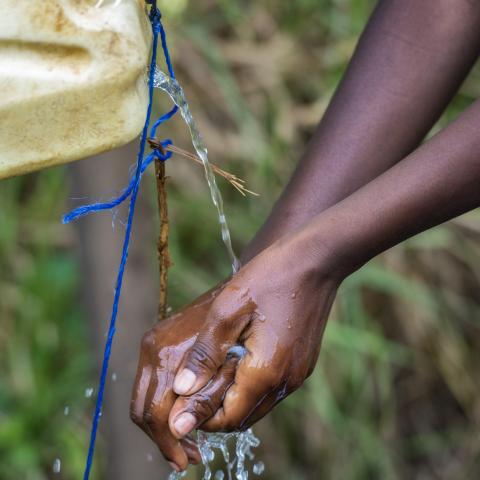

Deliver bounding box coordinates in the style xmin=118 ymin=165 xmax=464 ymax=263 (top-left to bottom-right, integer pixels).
xmin=154 ymin=158 xmax=170 ymax=321
xmin=147 ymin=138 xmax=259 ymax=197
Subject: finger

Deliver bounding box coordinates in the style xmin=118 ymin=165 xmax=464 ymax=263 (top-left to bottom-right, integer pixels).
xmin=130 ymin=365 xmax=152 ymax=435
xmin=201 ymin=352 xmax=280 ymax=432
xmin=233 ymin=381 xmax=290 ymax=430
xmin=169 ymin=354 xmax=240 ymax=438
xmin=142 ymin=357 xmax=189 ymax=471
xmin=180 ymin=436 xmax=201 ymax=465
xmin=173 ymin=290 xmax=254 ymax=396
xmin=130 ymin=333 xmax=154 ymax=434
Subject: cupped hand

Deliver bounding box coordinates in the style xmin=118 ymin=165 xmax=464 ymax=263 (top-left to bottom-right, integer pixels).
xmin=130 ymin=284 xmax=239 ymax=472
xmin=169 ymin=234 xmax=341 ymax=434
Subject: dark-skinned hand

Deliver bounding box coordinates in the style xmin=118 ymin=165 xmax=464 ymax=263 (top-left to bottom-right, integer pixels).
xmin=130 ymin=285 xmax=241 ymax=472
xmin=170 ymin=236 xmax=339 ymax=434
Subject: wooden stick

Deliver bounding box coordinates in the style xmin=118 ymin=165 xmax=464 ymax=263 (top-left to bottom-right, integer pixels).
xmin=154 ymin=156 xmax=170 ymax=321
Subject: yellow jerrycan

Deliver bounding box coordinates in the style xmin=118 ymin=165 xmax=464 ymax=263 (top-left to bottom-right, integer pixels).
xmin=0 ymin=0 xmax=151 ymax=179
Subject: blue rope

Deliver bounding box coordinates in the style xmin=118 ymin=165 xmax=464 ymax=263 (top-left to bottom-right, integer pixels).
xmin=62 ymin=3 xmax=178 ymax=478
xmin=159 ymin=20 xmax=176 ymax=79
xmin=151 ymin=105 xmax=178 ymax=140
xmin=62 ymin=141 xmax=172 ymax=224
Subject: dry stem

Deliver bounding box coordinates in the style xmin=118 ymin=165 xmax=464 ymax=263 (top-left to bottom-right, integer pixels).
xmin=155 ymin=157 xmax=170 ymax=320
xmin=147 ymin=138 xmax=258 ymax=197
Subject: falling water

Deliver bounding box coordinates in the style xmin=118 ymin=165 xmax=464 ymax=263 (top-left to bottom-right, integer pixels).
xmin=154 ymin=69 xmax=263 ymax=479
xmin=153 ymin=69 xmax=241 ymax=274
xmin=168 ymin=429 xmax=261 ymax=480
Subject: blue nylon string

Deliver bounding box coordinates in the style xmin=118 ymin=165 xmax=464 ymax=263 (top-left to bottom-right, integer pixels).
xmin=151 ymin=105 xmax=178 ymax=140
xmin=62 ymin=3 xmax=178 ymax=478
xmin=159 ymin=20 xmax=176 ymax=79
xmin=62 ymin=140 xmax=172 ymax=224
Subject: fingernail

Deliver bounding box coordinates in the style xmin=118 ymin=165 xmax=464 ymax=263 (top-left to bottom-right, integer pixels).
xmin=173 ymin=369 xmax=196 ymax=394
xmin=169 ymin=461 xmax=181 ymax=472
xmin=174 ymin=412 xmax=196 ymax=437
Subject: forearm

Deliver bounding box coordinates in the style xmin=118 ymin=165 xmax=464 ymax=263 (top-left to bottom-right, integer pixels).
xmin=242 ymin=0 xmax=480 ymax=262
xmin=300 ymin=98 xmax=480 ymax=279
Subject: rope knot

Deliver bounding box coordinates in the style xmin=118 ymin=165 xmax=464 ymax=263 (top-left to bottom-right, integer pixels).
xmin=148 ymin=3 xmax=162 ymax=32
xmin=148 ymin=137 xmax=173 ymax=161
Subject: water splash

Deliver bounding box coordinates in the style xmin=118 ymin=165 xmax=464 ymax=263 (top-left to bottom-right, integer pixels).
xmin=253 ymin=462 xmax=265 ymax=475
xmin=168 ymin=429 xmax=261 ymax=480
xmin=153 ymin=69 xmax=241 ymax=273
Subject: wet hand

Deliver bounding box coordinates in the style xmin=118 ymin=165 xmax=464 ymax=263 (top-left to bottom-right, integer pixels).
xmin=170 ymin=235 xmax=340 ymax=433
xmin=130 ymin=285 xmax=238 ymax=472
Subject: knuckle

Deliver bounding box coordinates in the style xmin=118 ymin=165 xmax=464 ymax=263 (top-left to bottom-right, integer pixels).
xmin=141 ymin=330 xmax=156 ymax=350
xmin=187 ymin=340 xmax=219 ymax=373
xmin=191 ymin=393 xmax=217 ymax=420
xmin=143 ymin=412 xmax=154 ymax=428
xmin=142 ymin=406 xmax=156 ymax=428
xmin=129 ymin=407 xmax=143 ymax=426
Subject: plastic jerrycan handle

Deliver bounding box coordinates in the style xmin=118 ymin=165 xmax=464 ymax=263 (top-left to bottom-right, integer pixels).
xmin=0 ymin=0 xmax=151 ymax=180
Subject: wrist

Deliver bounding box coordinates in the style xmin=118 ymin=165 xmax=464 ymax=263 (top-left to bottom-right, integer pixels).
xmin=283 ymin=211 xmax=366 ymax=284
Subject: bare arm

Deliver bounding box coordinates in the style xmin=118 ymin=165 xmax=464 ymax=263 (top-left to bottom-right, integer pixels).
xmin=305 ymin=97 xmax=480 ymax=277
xmin=243 ymin=0 xmax=480 ymax=260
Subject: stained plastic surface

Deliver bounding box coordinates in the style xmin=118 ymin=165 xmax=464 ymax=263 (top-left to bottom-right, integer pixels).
xmin=0 ymin=0 xmax=150 ymax=179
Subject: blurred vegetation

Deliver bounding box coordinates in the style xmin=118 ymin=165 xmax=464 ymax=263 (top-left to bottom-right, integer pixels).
xmin=1 ymin=0 xmax=480 ymax=479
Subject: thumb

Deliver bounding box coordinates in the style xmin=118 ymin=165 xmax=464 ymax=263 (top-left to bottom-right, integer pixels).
xmin=173 ymin=290 xmax=254 ymax=396
xmin=169 ymin=352 xmax=240 ymax=438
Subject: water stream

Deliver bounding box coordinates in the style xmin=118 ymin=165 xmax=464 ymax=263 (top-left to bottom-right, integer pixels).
xmin=153 ymin=69 xmax=263 ymax=479
xmin=153 ymin=69 xmax=241 ymax=274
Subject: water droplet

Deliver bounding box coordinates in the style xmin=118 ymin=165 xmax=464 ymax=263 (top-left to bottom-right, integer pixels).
xmin=52 ymin=458 xmax=61 ymax=474
xmin=146 ymin=453 xmax=153 ymax=462
xmin=85 ymin=387 xmax=94 ymax=398
xmin=214 ymin=471 xmax=225 ymax=480
xmin=206 ymin=448 xmax=215 ymax=462
xmin=111 ymin=372 xmax=117 ymax=382
xmin=227 ymin=345 xmax=246 ymax=359
xmin=168 ymin=470 xmax=187 ymax=480
xmin=291 ymin=291 xmax=297 ymax=299
xmin=64 ymin=406 xmax=70 ymax=416
xmin=253 ymin=461 xmax=265 ymax=475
